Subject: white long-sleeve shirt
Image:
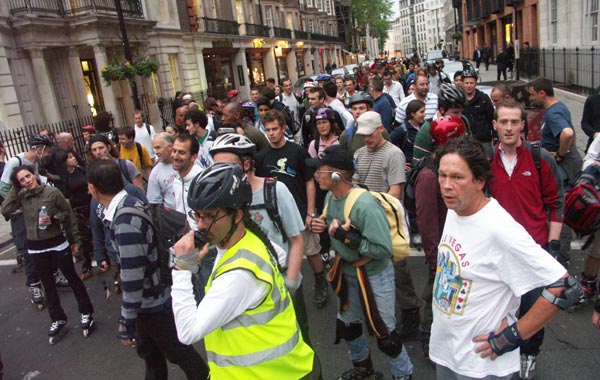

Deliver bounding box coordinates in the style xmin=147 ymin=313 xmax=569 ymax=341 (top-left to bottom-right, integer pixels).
xmin=171 ymin=243 xmax=287 ymax=345
xmin=583 ymin=133 xmax=600 ymax=170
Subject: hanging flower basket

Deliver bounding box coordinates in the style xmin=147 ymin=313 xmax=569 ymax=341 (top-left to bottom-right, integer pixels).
xmin=101 ymin=60 xmax=135 ymax=86
xmin=132 ymin=57 xmax=159 ymax=78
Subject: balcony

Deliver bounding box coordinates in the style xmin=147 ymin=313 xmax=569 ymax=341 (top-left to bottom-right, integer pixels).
xmin=9 ymin=0 xmax=144 ymax=18
xmin=201 ymin=17 xmax=239 ymax=35
xmin=244 ymin=23 xmax=270 ymax=37
xmin=310 ymin=33 xmax=343 ymax=43
xmin=272 ymin=27 xmax=292 ymax=39
xmin=294 ymin=30 xmax=310 ymax=40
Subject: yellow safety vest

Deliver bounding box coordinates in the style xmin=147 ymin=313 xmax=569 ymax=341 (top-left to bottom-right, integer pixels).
xmin=204 ymin=230 xmax=314 ymax=380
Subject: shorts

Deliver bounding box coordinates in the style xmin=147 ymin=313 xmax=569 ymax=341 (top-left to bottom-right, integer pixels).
xmin=587 ymin=230 xmax=600 ymax=259
xmin=302 ymin=229 xmax=321 ymax=257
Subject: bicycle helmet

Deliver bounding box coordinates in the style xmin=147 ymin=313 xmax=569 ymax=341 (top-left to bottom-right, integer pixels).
xmin=81 ymin=125 xmax=95 ymax=133
xmin=348 ymin=92 xmax=374 ymax=108
xmin=462 ymin=70 xmax=479 ymax=80
xmin=28 ymin=134 xmax=54 ymax=148
xmin=242 ymin=101 xmax=255 ymax=108
xmin=187 ymin=163 xmax=252 ymax=211
xmin=315 ymin=108 xmax=335 ymax=121
xmin=429 ymin=115 xmax=466 ymax=146
xmin=316 ymin=73 xmax=331 ymax=81
xmin=303 ymin=81 xmax=316 ymax=89
xmin=209 ymin=133 xmax=256 ymax=157
xmin=438 ymin=84 xmax=467 ymax=110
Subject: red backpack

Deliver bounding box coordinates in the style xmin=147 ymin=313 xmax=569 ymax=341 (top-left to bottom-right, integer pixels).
xmin=564 ymin=165 xmax=600 ymax=235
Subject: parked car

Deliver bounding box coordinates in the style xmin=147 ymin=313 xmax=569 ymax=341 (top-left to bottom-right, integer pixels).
xmin=443 ymin=60 xmax=481 ymax=83
xmin=293 ymin=75 xmax=317 ymax=97
xmin=425 ymin=50 xmax=448 ymax=66
xmin=331 ymin=67 xmax=348 ymax=77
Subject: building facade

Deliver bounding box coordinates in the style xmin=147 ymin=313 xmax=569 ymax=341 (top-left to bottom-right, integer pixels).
xmin=458 ymin=0 xmax=540 ymax=62
xmin=539 ymin=0 xmax=599 ymax=48
xmin=0 ymin=0 xmax=343 ymax=130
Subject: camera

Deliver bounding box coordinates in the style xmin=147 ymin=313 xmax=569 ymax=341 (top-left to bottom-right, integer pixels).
xmin=194 ymin=231 xmax=209 ymax=248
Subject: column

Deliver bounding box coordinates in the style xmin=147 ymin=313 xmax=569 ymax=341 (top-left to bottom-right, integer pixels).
xmin=233 ymin=48 xmax=250 ymax=100
xmin=67 ymin=47 xmax=89 ymax=117
xmin=93 ymin=45 xmax=120 ymax=119
xmin=264 ymin=48 xmax=277 ymax=82
xmin=194 ymin=48 xmax=209 ymax=94
xmin=286 ymin=49 xmax=298 ymax=83
xmin=304 ymin=48 xmax=314 ymax=76
xmin=29 ymin=48 xmax=60 ymax=123
xmin=0 ymin=45 xmax=24 ymax=128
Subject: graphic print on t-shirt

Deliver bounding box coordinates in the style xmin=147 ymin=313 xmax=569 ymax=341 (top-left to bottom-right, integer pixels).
xmin=433 ymin=242 xmax=472 ymax=316
xmin=267 ymin=158 xmax=297 ymax=177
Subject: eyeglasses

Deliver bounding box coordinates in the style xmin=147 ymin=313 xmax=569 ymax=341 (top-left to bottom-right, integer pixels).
xmin=187 ymin=210 xmax=228 ymax=225
xmin=497 ymin=119 xmax=523 ymax=127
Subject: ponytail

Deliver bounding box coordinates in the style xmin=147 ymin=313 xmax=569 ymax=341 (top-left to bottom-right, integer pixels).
xmin=242 ymin=210 xmax=284 ymax=275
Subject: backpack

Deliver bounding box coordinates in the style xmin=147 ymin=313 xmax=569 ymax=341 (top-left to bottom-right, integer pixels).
xmin=322 ymin=188 xmax=410 ymax=262
xmin=272 ymin=101 xmax=295 ymax=134
xmin=112 ymin=203 xmax=172 ymax=290
xmin=404 ymin=155 xmax=437 ymax=218
xmin=564 ymin=165 xmax=600 ymax=236
xmin=249 ymin=177 xmax=287 ymax=243
xmin=119 ymin=142 xmax=144 ymax=167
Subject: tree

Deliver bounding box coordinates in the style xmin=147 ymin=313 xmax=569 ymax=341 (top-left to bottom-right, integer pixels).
xmin=349 ymin=0 xmax=393 ymax=52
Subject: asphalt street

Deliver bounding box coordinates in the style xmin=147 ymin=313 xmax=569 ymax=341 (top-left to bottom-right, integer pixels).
xmin=1 ymin=68 xmax=599 ymax=380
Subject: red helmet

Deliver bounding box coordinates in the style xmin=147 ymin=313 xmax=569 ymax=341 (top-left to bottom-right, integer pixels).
xmin=82 ymin=125 xmax=95 ymax=133
xmin=429 ymin=116 xmax=466 ymax=146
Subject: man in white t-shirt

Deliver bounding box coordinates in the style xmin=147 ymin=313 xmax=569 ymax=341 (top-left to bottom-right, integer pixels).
xmin=430 ymin=135 xmax=579 ymax=380
xmin=133 ymin=110 xmax=156 ymax=161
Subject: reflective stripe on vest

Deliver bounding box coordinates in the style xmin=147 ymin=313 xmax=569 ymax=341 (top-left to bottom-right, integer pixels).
xmin=207 ymin=328 xmax=300 ymax=367
xmin=216 ymin=249 xmax=290 ymax=331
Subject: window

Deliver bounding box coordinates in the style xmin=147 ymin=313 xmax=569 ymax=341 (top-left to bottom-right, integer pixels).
xmin=550 ymin=0 xmax=557 ymax=43
xmin=265 ymin=6 xmax=273 ymax=27
xmin=591 ymin=0 xmax=599 ymax=41
xmin=325 ymin=0 xmax=332 ymax=15
xmin=308 ymin=18 xmax=314 ymax=33
xmin=316 ymin=0 xmax=323 ymax=11
xmin=307 ymin=0 xmax=313 ymax=7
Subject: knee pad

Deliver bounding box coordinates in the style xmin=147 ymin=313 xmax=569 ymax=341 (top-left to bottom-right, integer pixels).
xmin=377 ymin=329 xmax=404 ymax=358
xmin=334 ymin=319 xmax=362 ymax=344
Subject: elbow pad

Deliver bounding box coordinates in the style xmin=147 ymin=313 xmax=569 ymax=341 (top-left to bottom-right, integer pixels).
xmin=541 ymin=276 xmax=582 ymax=311
xmin=333 ymin=225 xmax=362 ymax=250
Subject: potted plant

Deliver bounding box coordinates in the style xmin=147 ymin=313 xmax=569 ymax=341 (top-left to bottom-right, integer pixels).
xmin=101 ymin=60 xmax=134 ymax=86
xmin=132 ymin=57 xmax=159 ymax=78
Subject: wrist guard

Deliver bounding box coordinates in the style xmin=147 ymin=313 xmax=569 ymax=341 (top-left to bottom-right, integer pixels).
xmin=488 ymin=322 xmax=522 ymax=356
xmin=333 ymin=225 xmax=362 ymax=249
xmin=117 ymin=316 xmax=136 ymax=340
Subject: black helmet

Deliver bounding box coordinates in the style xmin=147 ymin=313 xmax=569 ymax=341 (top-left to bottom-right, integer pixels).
xmin=28 ymin=134 xmax=53 ymax=148
xmin=348 ymin=92 xmax=374 ymax=108
xmin=438 ymin=84 xmax=466 ymax=109
xmin=209 ymin=133 xmax=256 ymax=158
xmin=187 ymin=163 xmax=252 ymax=211
xmin=462 ymin=70 xmax=479 ymax=80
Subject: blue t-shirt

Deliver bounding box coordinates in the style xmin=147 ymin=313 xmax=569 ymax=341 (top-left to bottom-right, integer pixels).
xmin=374 ymin=95 xmax=394 ymax=132
xmin=541 ymin=101 xmax=573 ymax=151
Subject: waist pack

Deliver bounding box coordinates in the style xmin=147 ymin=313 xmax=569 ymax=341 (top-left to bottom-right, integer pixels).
xmin=564 ymin=165 xmax=600 ymax=235
xmin=323 ymin=188 xmax=410 ymax=262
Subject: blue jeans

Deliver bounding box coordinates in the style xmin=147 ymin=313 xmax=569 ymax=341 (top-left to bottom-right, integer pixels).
xmin=338 ymin=260 xmax=413 ymax=377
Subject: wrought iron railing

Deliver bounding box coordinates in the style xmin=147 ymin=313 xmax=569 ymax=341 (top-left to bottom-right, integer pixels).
xmin=9 ymin=0 xmax=144 ymax=18
xmin=272 ymin=27 xmax=292 ymax=39
xmin=200 ymin=17 xmax=240 ymax=35
xmin=294 ymin=30 xmax=310 ymax=40
xmin=244 ymin=23 xmax=270 ymax=37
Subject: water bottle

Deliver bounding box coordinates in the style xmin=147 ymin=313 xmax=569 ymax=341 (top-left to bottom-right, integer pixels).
xmin=38 ymin=206 xmax=48 ymax=230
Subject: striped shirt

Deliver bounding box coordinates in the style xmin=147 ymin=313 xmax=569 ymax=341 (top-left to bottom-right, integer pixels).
xmin=353 ymin=141 xmax=406 ymax=192
xmin=395 ymin=93 xmax=439 ymax=125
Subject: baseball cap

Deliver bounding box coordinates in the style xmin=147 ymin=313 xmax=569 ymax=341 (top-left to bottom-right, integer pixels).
xmin=227 ymin=89 xmax=239 ymax=98
xmin=355 ymin=111 xmax=382 ymax=135
xmin=306 ymin=145 xmax=355 ymax=171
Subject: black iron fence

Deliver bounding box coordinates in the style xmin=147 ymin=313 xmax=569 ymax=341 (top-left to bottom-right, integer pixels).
xmin=200 ymin=17 xmax=239 ymax=35
xmin=157 ymin=91 xmax=207 ymax=128
xmin=519 ymin=47 xmax=600 ymax=96
xmin=0 ymin=116 xmax=94 ymax=159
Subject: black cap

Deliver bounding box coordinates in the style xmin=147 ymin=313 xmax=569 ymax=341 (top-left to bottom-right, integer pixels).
xmin=306 ymin=145 xmax=355 ymax=171
xmin=88 ymin=134 xmax=110 ymax=146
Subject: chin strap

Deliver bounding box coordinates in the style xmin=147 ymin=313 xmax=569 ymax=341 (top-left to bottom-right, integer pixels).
xmin=218 ymin=213 xmax=240 ymax=248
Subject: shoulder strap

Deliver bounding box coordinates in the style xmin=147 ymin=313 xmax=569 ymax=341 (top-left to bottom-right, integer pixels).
xmin=135 ymin=142 xmax=143 ymax=164
xmin=145 ymin=123 xmax=151 ymax=137
xmin=118 ymin=159 xmax=132 ymax=183
xmin=16 ymin=156 xmax=22 ymax=166
xmin=249 ymin=178 xmax=288 ymax=243
xmin=343 ymin=188 xmax=368 ymax=222
xmin=345 ymin=125 xmax=355 ymax=146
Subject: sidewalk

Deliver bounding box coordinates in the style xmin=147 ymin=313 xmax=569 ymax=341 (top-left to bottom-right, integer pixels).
xmin=0 ymin=217 xmax=12 ymax=249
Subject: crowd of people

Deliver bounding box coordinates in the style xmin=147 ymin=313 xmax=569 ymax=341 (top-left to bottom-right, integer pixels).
xmin=2 ymin=56 xmax=600 ymax=380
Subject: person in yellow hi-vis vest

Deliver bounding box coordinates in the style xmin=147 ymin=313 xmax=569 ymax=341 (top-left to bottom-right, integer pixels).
xmin=170 ymin=163 xmax=316 ymax=380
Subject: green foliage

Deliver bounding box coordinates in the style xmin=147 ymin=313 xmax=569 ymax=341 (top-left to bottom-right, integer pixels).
xmin=350 ymin=0 xmax=393 ymax=51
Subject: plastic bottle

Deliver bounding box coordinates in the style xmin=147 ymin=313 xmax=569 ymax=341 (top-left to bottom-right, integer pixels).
xmin=38 ymin=206 xmax=48 ymax=230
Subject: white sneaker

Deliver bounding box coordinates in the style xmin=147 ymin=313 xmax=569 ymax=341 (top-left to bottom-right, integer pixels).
xmin=520 ymin=353 xmax=537 ymax=380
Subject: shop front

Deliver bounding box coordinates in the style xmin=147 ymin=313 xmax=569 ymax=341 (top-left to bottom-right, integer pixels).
xmin=245 ymin=48 xmax=269 ymax=87
xmin=203 ymin=47 xmax=238 ymax=99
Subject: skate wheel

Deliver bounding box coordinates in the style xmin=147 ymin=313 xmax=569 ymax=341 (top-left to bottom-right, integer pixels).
xmin=37 ymin=304 xmax=44 ymax=311
xmin=83 ymin=329 xmax=89 ymax=338
xmin=49 ymin=337 xmax=56 ymax=345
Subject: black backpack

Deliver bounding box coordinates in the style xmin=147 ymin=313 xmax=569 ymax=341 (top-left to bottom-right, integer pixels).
xmin=272 ymin=101 xmax=295 ymax=133
xmin=404 ymin=155 xmax=437 ymax=218
xmin=249 ymin=177 xmax=287 ymax=243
